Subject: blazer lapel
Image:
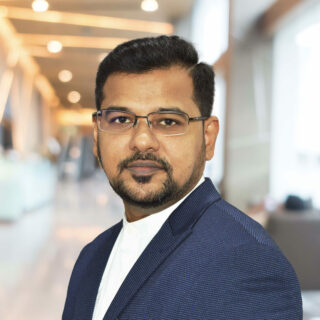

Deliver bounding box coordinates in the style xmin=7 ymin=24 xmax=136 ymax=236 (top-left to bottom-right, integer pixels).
xmin=73 ymin=221 xmax=123 ymax=320
xmin=104 ymin=178 xmax=221 ymax=320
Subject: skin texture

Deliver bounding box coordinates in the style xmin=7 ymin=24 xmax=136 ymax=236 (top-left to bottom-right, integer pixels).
xmin=93 ymin=66 xmax=219 ymax=222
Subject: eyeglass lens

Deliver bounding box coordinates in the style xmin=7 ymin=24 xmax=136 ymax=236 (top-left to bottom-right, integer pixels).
xmin=98 ymin=110 xmax=188 ymax=135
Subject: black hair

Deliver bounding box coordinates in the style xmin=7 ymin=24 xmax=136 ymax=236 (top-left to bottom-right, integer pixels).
xmin=95 ymin=35 xmax=215 ymax=117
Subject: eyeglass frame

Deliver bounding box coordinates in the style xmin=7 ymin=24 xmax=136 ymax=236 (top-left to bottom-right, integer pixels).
xmin=92 ymin=108 xmax=209 ymax=136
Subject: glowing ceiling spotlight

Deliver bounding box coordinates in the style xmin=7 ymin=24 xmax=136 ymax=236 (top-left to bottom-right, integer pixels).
xmin=141 ymin=0 xmax=159 ymax=12
xmin=32 ymin=0 xmax=49 ymax=12
xmin=47 ymin=40 xmax=62 ymax=53
xmin=68 ymin=91 xmax=81 ymax=104
xmin=58 ymin=69 xmax=73 ymax=82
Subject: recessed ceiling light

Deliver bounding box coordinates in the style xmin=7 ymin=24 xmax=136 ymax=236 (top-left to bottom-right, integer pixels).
xmin=32 ymin=0 xmax=49 ymax=12
xmin=69 ymin=146 xmax=81 ymax=159
xmin=58 ymin=69 xmax=73 ymax=82
xmin=0 ymin=6 xmax=8 ymax=17
xmin=47 ymin=40 xmax=62 ymax=53
xmin=68 ymin=91 xmax=81 ymax=104
xmin=141 ymin=0 xmax=159 ymax=12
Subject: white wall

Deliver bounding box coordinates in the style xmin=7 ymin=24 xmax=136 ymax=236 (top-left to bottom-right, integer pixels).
xmin=224 ymin=30 xmax=273 ymax=210
xmin=271 ymin=1 xmax=320 ymax=208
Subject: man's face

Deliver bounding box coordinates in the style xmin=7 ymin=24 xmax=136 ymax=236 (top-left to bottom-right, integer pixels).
xmin=94 ymin=66 xmax=219 ymax=211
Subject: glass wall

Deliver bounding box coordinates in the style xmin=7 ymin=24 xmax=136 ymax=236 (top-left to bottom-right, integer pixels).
xmin=271 ymin=2 xmax=320 ymax=208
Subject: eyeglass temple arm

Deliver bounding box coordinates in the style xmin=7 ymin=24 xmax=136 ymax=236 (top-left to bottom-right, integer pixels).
xmin=92 ymin=111 xmax=100 ymax=123
xmin=189 ymin=116 xmax=209 ymax=121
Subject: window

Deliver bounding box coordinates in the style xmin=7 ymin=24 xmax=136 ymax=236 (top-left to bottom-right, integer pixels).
xmin=271 ymin=3 xmax=320 ymax=208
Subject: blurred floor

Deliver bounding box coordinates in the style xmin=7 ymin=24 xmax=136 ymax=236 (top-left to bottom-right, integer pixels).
xmin=0 ymin=170 xmax=319 ymax=319
xmin=0 ymin=170 xmax=123 ymax=320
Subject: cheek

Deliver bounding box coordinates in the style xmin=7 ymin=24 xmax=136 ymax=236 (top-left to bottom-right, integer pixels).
xmin=162 ymin=136 xmax=201 ymax=175
xmin=99 ymin=135 xmax=127 ymax=171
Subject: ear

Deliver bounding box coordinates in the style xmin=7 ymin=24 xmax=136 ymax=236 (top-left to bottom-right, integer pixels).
xmin=204 ymin=116 xmax=219 ymax=161
xmin=92 ymin=122 xmax=98 ymax=157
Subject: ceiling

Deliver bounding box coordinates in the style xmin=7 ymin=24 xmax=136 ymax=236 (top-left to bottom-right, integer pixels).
xmin=232 ymin=0 xmax=277 ymax=39
xmin=0 ymin=0 xmax=195 ymax=110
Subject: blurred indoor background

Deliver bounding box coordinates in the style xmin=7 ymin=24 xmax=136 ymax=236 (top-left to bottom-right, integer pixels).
xmin=0 ymin=0 xmax=319 ymax=319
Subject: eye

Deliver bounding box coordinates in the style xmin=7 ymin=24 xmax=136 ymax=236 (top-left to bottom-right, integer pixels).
xmin=159 ymin=118 xmax=178 ymax=126
xmin=110 ymin=116 xmax=131 ymax=124
xmin=116 ymin=116 xmax=130 ymax=124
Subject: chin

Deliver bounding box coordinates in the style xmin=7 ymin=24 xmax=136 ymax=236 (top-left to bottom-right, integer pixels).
xmin=109 ymin=175 xmax=179 ymax=209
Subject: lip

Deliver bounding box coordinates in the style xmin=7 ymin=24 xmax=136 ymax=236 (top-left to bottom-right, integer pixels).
xmin=126 ymin=161 xmax=164 ymax=175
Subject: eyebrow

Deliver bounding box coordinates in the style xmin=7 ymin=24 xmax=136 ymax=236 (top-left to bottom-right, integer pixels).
xmin=101 ymin=106 xmax=130 ymax=112
xmin=158 ymin=107 xmax=185 ymax=113
xmin=101 ymin=106 xmax=185 ymax=114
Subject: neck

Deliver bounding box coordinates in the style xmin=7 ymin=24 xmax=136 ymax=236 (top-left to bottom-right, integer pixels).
xmin=123 ymin=197 xmax=179 ymax=222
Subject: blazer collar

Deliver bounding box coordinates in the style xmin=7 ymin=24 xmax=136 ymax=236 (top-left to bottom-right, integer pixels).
xmin=103 ymin=177 xmax=221 ymax=320
xmin=169 ymin=177 xmax=221 ymax=236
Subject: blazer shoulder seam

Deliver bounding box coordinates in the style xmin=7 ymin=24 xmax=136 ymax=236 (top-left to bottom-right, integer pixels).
xmin=214 ymin=199 xmax=275 ymax=247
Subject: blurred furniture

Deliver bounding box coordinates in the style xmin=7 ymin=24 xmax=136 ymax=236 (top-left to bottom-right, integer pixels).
xmin=57 ymin=136 xmax=95 ymax=181
xmin=0 ymin=156 xmax=57 ymax=221
xmin=266 ymin=209 xmax=320 ymax=290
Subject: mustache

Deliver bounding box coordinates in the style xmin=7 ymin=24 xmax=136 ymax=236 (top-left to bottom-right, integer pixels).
xmin=118 ymin=152 xmax=172 ymax=174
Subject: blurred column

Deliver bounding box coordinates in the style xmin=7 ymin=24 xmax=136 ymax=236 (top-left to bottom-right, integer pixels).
xmin=175 ymin=0 xmax=230 ymax=189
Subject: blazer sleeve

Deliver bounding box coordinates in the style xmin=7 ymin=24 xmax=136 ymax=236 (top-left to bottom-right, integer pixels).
xmin=219 ymin=243 xmax=303 ymax=320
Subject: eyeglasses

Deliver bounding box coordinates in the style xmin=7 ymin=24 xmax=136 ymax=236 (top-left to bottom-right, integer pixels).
xmin=92 ymin=109 xmax=209 ymax=136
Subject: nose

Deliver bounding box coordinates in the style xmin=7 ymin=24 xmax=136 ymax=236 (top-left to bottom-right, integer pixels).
xmin=129 ymin=117 xmax=160 ymax=153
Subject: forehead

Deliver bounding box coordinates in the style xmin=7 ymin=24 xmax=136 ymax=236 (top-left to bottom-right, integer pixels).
xmin=102 ymin=66 xmax=199 ymax=115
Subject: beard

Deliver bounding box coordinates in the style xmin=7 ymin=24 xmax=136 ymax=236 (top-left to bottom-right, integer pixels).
xmin=97 ymin=136 xmax=205 ymax=209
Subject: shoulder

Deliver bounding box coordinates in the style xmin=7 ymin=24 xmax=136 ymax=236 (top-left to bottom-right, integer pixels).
xmin=194 ymin=197 xmax=277 ymax=248
xmin=192 ymin=199 xmax=302 ymax=318
xmin=193 ymin=196 xmax=302 ymax=290
xmin=66 ymin=220 xmax=122 ymax=281
xmin=76 ymin=220 xmax=122 ymax=264
xmin=62 ymin=221 xmax=122 ymax=319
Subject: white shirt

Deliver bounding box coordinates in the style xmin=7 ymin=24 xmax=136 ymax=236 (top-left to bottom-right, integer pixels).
xmin=92 ymin=177 xmax=205 ymax=320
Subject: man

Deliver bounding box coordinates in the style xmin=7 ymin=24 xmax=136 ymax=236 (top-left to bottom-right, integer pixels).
xmin=63 ymin=36 xmax=302 ymax=320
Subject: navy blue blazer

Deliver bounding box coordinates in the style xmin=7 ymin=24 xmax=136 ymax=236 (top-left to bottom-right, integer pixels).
xmin=63 ymin=178 xmax=302 ymax=320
